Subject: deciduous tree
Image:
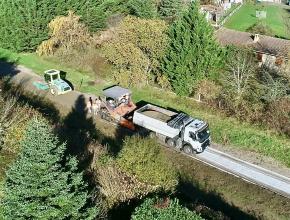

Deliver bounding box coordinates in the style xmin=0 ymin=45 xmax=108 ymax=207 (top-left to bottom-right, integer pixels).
xmin=101 ymin=16 xmax=168 ymax=87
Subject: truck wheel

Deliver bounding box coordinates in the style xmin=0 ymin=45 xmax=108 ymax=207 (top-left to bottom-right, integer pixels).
xmin=166 ymin=138 xmax=175 ymax=148
xmin=183 ymin=145 xmax=194 ymax=155
xmin=149 ymin=131 xmax=156 ymax=139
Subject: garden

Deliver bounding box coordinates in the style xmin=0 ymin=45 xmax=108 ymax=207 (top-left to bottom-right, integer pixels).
xmin=224 ymin=2 xmax=290 ymax=39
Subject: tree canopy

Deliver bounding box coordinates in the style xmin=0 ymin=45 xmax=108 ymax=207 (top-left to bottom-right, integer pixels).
xmin=0 ymin=0 xmax=113 ymax=52
xmin=162 ymin=1 xmax=224 ymax=96
xmin=132 ymin=197 xmax=204 ymax=220
xmin=1 ymin=118 xmax=97 ymax=219
xmin=102 ymin=15 xmax=168 ymax=87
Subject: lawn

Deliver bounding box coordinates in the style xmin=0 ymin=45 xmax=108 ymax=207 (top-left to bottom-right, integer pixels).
xmin=1 ymin=48 xmax=290 ymax=167
xmin=224 ymin=3 xmax=290 ymax=39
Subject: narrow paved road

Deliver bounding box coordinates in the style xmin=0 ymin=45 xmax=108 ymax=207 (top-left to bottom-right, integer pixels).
xmin=3 ymin=64 xmax=290 ymax=200
xmin=196 ymin=148 xmax=290 ymax=199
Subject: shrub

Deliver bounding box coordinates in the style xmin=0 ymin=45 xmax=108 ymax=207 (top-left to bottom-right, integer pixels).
xmin=246 ymin=21 xmax=274 ymax=36
xmin=117 ymin=136 xmax=178 ymax=192
xmin=131 ymin=197 xmax=203 ymax=220
xmin=0 ymin=94 xmax=31 ymax=151
xmin=264 ymin=97 xmax=290 ymax=136
xmin=95 ymin=162 xmax=158 ymax=207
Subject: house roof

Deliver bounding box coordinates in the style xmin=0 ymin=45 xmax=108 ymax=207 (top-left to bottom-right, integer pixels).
xmin=216 ymin=28 xmax=290 ymax=57
xmin=102 ymin=86 xmax=131 ymax=99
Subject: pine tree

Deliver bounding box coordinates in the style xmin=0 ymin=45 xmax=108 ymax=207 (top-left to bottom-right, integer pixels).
xmin=1 ymin=118 xmax=97 ymax=219
xmin=127 ymin=0 xmax=157 ymax=19
xmin=159 ymin=0 xmax=183 ymax=18
xmin=162 ymin=1 xmax=224 ymax=96
xmin=0 ymin=0 xmax=107 ymax=52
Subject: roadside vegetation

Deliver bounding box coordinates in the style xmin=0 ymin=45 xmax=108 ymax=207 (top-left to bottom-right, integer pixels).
xmin=1 ymin=0 xmax=290 ymax=219
xmin=224 ymin=2 xmax=290 ymax=39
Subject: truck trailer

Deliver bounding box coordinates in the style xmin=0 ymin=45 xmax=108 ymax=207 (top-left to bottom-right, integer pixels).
xmin=133 ymin=104 xmax=210 ymax=154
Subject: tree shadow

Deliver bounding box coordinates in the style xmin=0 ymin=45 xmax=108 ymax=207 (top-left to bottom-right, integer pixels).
xmin=1 ymin=77 xmax=61 ymax=123
xmin=176 ymin=180 xmax=257 ymax=220
xmin=60 ymin=95 xmax=102 ymax=170
xmin=0 ymin=57 xmax=20 ymax=78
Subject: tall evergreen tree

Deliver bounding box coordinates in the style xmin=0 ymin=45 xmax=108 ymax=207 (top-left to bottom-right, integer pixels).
xmin=0 ymin=0 xmax=108 ymax=52
xmin=162 ymin=1 xmax=224 ymax=96
xmin=159 ymin=0 xmax=183 ymax=18
xmin=127 ymin=0 xmax=157 ymax=19
xmin=1 ymin=118 xmax=97 ymax=219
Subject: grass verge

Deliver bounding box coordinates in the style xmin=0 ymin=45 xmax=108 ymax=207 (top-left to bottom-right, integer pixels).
xmin=1 ymin=48 xmax=290 ymax=167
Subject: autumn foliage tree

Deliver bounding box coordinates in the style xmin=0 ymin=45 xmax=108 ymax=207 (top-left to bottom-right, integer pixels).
xmin=101 ymin=15 xmax=168 ymax=87
xmin=37 ymin=11 xmax=91 ymax=56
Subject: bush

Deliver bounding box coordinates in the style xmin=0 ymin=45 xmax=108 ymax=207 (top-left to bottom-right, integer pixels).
xmin=246 ymin=21 xmax=274 ymax=36
xmin=95 ymin=162 xmax=158 ymax=207
xmin=117 ymin=136 xmax=178 ymax=192
xmin=0 ymin=94 xmax=31 ymax=151
xmin=131 ymin=197 xmax=203 ymax=220
xmin=264 ymin=97 xmax=290 ymax=136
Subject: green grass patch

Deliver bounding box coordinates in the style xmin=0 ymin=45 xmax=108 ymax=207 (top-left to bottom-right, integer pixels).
xmin=1 ymin=48 xmax=290 ymax=167
xmin=224 ymin=3 xmax=290 ymax=39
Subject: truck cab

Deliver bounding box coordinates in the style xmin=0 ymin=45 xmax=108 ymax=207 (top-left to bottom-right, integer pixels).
xmin=183 ymin=120 xmax=210 ymax=153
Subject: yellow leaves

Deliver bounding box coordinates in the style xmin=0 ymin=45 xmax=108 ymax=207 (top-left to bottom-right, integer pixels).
xmin=101 ymin=15 xmax=169 ymax=87
xmin=37 ymin=11 xmax=91 ymax=56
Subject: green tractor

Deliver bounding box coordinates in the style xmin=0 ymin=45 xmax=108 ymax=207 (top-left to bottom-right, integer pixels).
xmin=33 ymin=69 xmax=72 ymax=95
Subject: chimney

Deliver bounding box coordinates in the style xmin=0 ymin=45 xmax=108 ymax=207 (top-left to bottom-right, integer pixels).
xmin=253 ymin=34 xmax=259 ymax=43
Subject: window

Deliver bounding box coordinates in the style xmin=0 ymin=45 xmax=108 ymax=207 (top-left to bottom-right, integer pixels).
xmin=189 ymin=132 xmax=196 ymax=140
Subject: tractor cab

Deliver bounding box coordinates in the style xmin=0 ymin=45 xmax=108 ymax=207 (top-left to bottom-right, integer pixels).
xmin=44 ymin=69 xmax=72 ymax=95
xmin=44 ymin=69 xmax=61 ymax=84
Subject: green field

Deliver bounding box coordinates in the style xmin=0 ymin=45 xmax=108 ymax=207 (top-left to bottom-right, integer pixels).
xmin=225 ymin=3 xmax=290 ymax=39
xmin=1 ymin=48 xmax=290 ymax=167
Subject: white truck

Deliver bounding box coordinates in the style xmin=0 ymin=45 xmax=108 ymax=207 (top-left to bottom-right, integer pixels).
xmin=133 ymin=104 xmax=210 ymax=153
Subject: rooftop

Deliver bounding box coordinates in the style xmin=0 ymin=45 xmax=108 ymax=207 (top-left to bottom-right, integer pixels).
xmin=102 ymin=86 xmax=132 ymax=99
xmin=216 ymin=28 xmax=290 ymax=57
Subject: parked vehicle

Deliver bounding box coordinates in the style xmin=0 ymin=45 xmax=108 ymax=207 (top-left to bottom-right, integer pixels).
xmin=99 ymin=86 xmax=137 ymax=130
xmin=133 ymin=104 xmax=210 ymax=153
xmin=44 ymin=69 xmax=72 ymax=95
xmin=33 ymin=69 xmax=72 ymax=95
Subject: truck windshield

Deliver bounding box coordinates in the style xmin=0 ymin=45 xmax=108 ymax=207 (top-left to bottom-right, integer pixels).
xmin=197 ymin=127 xmax=209 ymax=143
